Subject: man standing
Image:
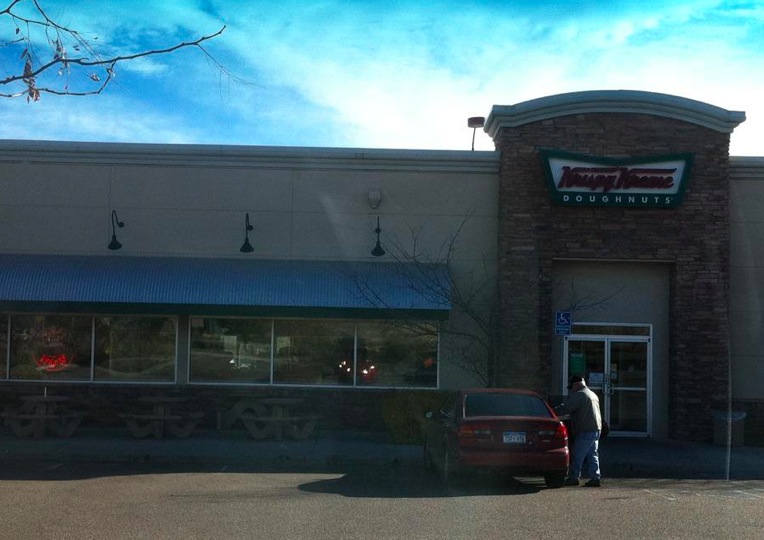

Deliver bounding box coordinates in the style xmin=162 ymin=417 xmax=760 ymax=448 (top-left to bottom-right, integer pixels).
xmin=556 ymin=375 xmax=603 ymax=487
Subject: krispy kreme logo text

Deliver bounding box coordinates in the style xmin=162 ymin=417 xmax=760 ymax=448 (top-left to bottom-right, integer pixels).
xmin=559 ymin=166 xmax=675 ymax=192
xmin=540 ymin=150 xmax=693 ymax=208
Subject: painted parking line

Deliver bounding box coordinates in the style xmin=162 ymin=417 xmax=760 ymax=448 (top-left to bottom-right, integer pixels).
xmin=642 ymin=488 xmax=677 ymax=501
xmin=731 ymin=490 xmax=764 ymax=499
xmin=641 ymin=483 xmax=764 ymax=501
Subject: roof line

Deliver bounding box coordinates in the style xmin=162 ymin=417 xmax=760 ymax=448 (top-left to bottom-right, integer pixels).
xmin=485 ymin=90 xmax=746 ymax=138
xmin=0 ymin=139 xmax=499 ymax=173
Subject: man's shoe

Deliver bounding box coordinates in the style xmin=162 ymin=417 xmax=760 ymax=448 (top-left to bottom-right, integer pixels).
xmin=584 ymin=479 xmax=601 ymax=487
xmin=564 ymin=477 xmax=580 ymax=487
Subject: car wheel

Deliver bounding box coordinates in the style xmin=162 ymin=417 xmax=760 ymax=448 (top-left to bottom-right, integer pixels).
xmin=544 ymin=471 xmax=566 ymax=489
xmin=422 ymin=441 xmax=435 ymax=471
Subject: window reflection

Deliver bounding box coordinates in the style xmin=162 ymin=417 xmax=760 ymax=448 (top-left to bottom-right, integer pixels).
xmin=1 ymin=313 xmax=441 ymax=388
xmin=189 ymin=317 xmax=440 ymax=388
xmin=10 ymin=314 xmax=92 ymax=380
xmin=274 ymin=320 xmax=355 ymax=385
xmin=94 ymin=316 xmax=176 ymax=381
xmin=190 ymin=318 xmax=271 ymax=383
xmin=357 ymin=321 xmax=438 ymax=387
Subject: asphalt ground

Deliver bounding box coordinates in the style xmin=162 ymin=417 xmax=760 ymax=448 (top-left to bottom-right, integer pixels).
xmin=0 ymin=427 xmax=762 ymax=480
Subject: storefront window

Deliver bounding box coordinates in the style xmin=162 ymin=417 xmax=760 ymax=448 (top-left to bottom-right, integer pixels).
xmin=357 ymin=321 xmax=438 ymax=387
xmin=274 ymin=320 xmax=355 ymax=385
xmin=94 ymin=316 xmax=176 ymax=382
xmin=187 ymin=317 xmax=439 ymax=387
xmin=9 ymin=314 xmax=92 ymax=380
xmin=189 ymin=318 xmax=272 ymax=383
xmin=2 ymin=313 xmax=441 ymax=387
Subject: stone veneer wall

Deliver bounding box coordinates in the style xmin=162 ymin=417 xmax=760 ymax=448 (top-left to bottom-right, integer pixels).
xmin=734 ymin=400 xmax=764 ymax=446
xmin=495 ymin=112 xmax=731 ymax=441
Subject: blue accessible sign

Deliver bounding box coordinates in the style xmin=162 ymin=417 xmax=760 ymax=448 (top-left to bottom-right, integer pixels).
xmin=555 ymin=311 xmax=572 ymax=335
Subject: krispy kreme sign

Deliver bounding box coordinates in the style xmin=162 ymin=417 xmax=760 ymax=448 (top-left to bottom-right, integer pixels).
xmin=540 ymin=150 xmax=693 ymax=208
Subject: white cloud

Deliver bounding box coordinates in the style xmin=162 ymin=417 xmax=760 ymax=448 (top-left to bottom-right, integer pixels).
xmin=0 ymin=94 xmax=200 ymax=143
xmin=0 ymin=0 xmax=761 ymax=155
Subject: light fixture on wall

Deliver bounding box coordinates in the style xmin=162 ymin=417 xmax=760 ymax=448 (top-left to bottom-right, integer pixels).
xmin=240 ymin=212 xmax=254 ymax=253
xmin=468 ymin=116 xmax=485 ymax=151
xmin=368 ymin=190 xmax=382 ymax=209
xmin=107 ymin=210 xmax=124 ymax=251
xmin=371 ymin=216 xmax=385 ymax=257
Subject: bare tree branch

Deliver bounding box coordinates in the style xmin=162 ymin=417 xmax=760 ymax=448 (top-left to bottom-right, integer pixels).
xmin=0 ymin=0 xmax=228 ymax=100
xmin=348 ymin=214 xmax=499 ymax=387
xmin=350 ymin=215 xmax=627 ymax=388
xmin=555 ymin=278 xmax=626 ymax=317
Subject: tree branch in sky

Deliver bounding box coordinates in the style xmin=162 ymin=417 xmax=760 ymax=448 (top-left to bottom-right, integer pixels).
xmin=0 ymin=0 xmax=226 ymax=100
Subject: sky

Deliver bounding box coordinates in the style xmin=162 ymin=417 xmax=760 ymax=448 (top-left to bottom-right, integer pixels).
xmin=0 ymin=0 xmax=762 ymax=155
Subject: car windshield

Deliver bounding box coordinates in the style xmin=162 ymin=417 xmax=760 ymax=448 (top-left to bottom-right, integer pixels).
xmin=464 ymin=393 xmax=552 ymax=418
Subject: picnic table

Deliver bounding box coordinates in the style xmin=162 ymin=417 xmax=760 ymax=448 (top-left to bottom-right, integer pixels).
xmin=120 ymin=396 xmax=204 ymax=439
xmin=2 ymin=395 xmax=84 ymax=438
xmin=221 ymin=397 xmax=321 ymax=440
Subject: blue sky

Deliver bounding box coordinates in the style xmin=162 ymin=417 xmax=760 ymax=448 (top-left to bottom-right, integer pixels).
xmin=0 ymin=0 xmax=762 ymax=154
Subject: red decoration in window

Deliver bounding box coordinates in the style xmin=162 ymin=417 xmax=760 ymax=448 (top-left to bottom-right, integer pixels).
xmin=37 ymin=353 xmax=69 ymax=368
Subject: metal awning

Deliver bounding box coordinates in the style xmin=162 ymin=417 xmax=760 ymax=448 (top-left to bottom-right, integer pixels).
xmin=0 ymin=254 xmax=451 ymax=319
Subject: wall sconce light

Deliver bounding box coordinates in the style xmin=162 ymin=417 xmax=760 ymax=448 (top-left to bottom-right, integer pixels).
xmin=240 ymin=212 xmax=254 ymax=253
xmin=368 ymin=190 xmax=382 ymax=209
xmin=371 ymin=216 xmax=385 ymax=257
xmin=107 ymin=210 xmax=124 ymax=251
xmin=467 ymin=116 xmax=485 ymax=151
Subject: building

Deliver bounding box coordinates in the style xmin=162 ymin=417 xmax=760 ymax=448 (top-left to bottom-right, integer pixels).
xmin=0 ymin=90 xmax=761 ymax=443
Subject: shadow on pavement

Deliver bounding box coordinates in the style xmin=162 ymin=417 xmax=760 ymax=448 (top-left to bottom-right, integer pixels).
xmin=298 ymin=469 xmax=545 ymax=499
xmin=0 ymin=459 xmax=546 ymax=498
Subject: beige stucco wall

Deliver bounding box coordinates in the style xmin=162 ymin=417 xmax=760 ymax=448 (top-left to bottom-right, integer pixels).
xmin=0 ymin=142 xmax=498 ymax=263
xmin=3 ymin=141 xmax=763 ymax=400
xmin=0 ymin=141 xmax=500 ymax=389
xmin=730 ymin=157 xmax=764 ymax=401
xmin=551 ymin=261 xmax=671 ymax=438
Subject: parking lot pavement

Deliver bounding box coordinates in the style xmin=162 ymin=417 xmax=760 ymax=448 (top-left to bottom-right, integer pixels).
xmin=1 ymin=427 xmax=762 ymax=480
xmin=599 ymin=437 xmax=764 ymax=480
xmin=0 ymin=427 xmax=419 ymax=471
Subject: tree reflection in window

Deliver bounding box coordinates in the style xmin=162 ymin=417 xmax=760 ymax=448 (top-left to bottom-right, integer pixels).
xmin=274 ymin=320 xmax=355 ymax=385
xmin=190 ymin=317 xmax=272 ymax=383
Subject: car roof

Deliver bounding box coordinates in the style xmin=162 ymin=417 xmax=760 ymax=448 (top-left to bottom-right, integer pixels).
xmin=457 ymin=388 xmax=543 ymax=398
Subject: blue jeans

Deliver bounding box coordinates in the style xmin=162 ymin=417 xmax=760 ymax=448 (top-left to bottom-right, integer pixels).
xmin=569 ymin=430 xmax=601 ymax=480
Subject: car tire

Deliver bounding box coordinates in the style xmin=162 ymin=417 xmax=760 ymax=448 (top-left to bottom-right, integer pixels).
xmin=423 ymin=441 xmax=435 ymax=471
xmin=544 ymin=472 xmax=566 ymax=489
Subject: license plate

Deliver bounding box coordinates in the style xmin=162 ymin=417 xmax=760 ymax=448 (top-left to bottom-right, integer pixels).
xmin=503 ymin=431 xmax=526 ymax=444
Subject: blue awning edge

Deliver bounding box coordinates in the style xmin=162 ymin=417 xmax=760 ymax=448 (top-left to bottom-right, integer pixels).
xmin=0 ymin=254 xmax=451 ymax=318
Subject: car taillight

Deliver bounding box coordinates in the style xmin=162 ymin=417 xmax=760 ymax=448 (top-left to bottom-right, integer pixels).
xmin=539 ymin=422 xmax=568 ymax=441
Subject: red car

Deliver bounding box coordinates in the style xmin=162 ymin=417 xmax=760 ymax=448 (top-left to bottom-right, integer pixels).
xmin=422 ymin=388 xmax=569 ymax=488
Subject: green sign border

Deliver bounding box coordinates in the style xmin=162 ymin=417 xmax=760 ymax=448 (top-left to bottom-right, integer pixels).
xmin=539 ymin=149 xmax=694 ymax=208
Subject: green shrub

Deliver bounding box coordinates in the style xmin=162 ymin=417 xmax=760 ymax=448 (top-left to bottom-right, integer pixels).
xmin=382 ymin=390 xmax=448 ymax=444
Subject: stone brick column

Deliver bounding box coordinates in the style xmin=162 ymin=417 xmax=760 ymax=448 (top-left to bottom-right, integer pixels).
xmin=485 ymin=91 xmax=744 ymax=440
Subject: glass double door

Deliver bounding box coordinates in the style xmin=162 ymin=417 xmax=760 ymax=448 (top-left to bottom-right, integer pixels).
xmin=564 ymin=336 xmax=650 ymax=437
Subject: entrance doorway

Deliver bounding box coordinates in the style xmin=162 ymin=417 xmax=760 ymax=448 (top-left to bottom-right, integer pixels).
xmin=563 ymin=324 xmax=652 ymax=437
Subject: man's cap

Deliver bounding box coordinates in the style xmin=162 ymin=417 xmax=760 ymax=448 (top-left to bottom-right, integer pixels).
xmin=567 ymin=375 xmax=585 ymax=389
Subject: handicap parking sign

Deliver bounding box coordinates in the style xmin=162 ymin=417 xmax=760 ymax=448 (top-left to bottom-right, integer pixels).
xmin=555 ymin=311 xmax=572 ymax=335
